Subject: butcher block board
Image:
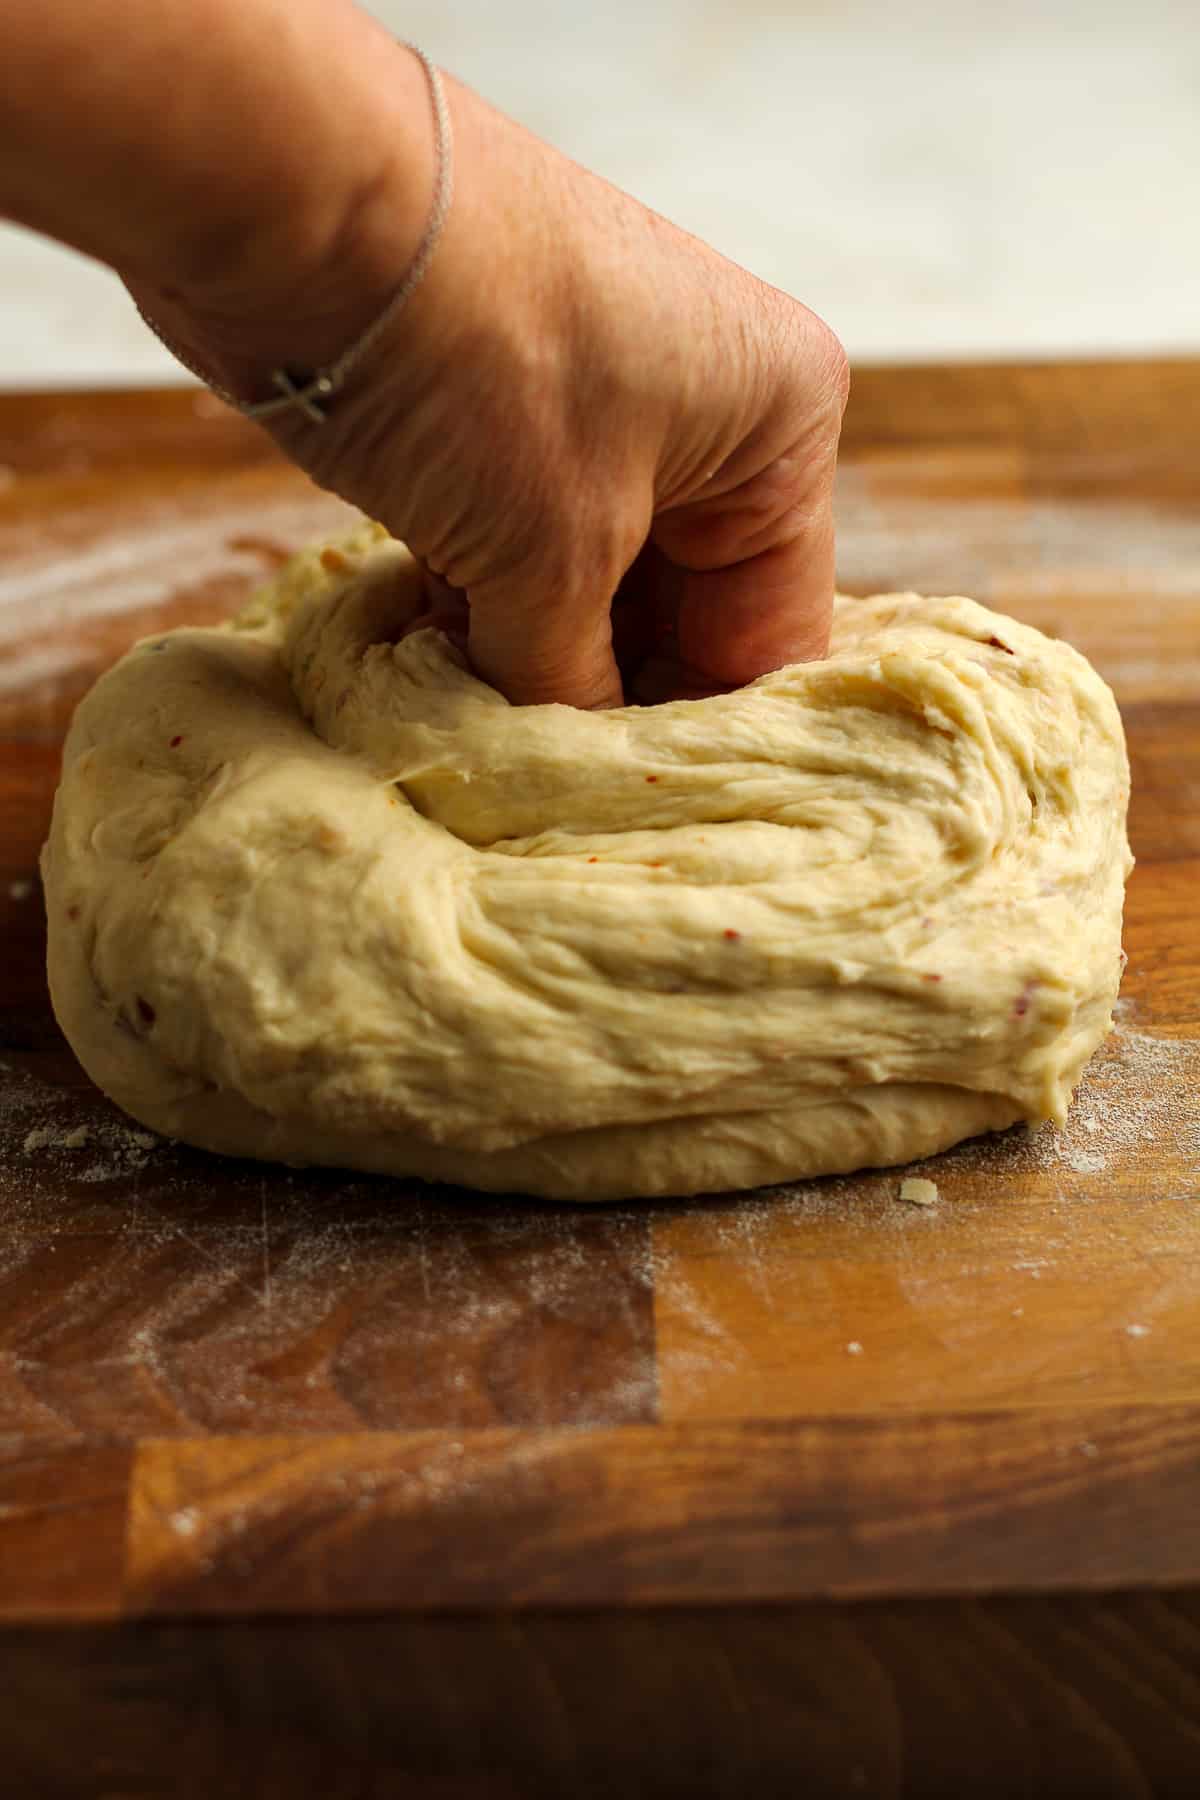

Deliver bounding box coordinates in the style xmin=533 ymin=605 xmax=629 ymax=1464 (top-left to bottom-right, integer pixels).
xmin=2 ymin=364 xmax=1200 ymax=1797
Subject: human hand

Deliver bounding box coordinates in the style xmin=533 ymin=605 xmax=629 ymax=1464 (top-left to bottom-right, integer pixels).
xmin=127 ymin=34 xmax=849 ymax=708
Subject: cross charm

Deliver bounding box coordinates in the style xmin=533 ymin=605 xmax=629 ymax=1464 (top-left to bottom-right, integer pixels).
xmin=264 ymin=367 xmax=337 ymax=425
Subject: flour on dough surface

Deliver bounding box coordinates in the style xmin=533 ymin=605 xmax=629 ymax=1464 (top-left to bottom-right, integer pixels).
xmin=42 ymin=524 xmax=1132 ymax=1200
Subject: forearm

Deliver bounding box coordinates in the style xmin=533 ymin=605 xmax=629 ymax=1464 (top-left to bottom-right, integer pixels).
xmin=0 ymin=0 xmax=430 ymax=305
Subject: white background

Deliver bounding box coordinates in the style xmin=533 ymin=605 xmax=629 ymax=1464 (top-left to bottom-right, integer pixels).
xmin=2 ymin=0 xmax=1197 ymax=385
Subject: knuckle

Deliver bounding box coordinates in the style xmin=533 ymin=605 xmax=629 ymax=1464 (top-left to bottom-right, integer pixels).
xmin=799 ymin=318 xmax=851 ymax=433
xmin=753 ymin=294 xmax=849 ymax=466
xmin=816 ymin=324 xmax=852 ymax=411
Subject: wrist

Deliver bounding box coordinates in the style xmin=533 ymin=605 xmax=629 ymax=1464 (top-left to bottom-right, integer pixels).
xmin=124 ymin=24 xmax=438 ymax=404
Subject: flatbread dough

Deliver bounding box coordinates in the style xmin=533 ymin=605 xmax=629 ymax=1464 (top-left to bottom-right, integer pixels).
xmin=42 ymin=523 xmax=1132 ymax=1201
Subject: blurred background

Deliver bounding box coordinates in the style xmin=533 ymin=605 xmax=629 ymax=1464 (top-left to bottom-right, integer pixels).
xmin=2 ymin=0 xmax=1197 ymax=385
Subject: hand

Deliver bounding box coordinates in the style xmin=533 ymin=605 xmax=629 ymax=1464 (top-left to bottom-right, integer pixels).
xmin=127 ymin=40 xmax=850 ymax=708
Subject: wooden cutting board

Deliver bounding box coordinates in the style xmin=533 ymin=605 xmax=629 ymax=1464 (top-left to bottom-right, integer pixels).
xmin=2 ymin=364 xmax=1199 ymax=1797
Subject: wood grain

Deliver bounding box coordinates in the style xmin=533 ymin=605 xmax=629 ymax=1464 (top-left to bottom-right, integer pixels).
xmin=114 ymin=1408 xmax=1200 ymax=1617
xmin=0 ymin=1446 xmax=131 ymax=1620
xmin=842 ymin=359 xmax=1200 ymax=471
xmin=4 ymin=1595 xmax=1200 ymax=1797
xmin=0 ymin=1193 xmax=656 ymax=1446
xmin=1 ymin=366 xmax=1198 ymax=1700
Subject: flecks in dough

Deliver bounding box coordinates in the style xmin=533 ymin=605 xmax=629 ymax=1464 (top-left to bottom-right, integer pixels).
xmin=42 ymin=525 xmax=1132 ymax=1201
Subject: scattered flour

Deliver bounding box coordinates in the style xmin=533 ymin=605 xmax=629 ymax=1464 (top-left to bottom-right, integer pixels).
xmin=7 ymin=879 xmax=32 ymax=902
xmin=0 ymin=1013 xmax=1194 ymax=1442
xmin=0 ymin=488 xmax=356 ymax=696
xmin=18 ymin=1110 xmax=158 ymax=1177
xmin=929 ymin=1021 xmax=1200 ymax=1187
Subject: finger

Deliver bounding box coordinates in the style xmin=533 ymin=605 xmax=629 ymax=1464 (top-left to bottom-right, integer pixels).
xmin=651 ymin=454 xmax=838 ymax=687
xmin=466 ymin=565 xmax=626 ymax=710
xmin=674 ymin=509 xmax=835 ymax=686
xmin=398 ymin=566 xmax=470 ymax=652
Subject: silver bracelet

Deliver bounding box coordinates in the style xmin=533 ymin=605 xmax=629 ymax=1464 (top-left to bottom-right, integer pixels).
xmin=134 ymin=43 xmax=453 ymax=425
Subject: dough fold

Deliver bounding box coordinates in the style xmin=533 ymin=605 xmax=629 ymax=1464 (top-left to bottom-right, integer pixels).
xmin=42 ymin=524 xmax=1132 ymax=1200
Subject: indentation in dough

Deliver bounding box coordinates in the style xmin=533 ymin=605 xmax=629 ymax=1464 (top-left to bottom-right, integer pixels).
xmin=41 ymin=525 xmax=1133 ymax=1200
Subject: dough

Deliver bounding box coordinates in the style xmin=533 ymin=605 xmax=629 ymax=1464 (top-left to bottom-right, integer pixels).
xmin=42 ymin=523 xmax=1132 ymax=1201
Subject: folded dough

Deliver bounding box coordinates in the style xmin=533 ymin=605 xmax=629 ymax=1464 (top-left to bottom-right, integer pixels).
xmin=42 ymin=523 xmax=1132 ymax=1200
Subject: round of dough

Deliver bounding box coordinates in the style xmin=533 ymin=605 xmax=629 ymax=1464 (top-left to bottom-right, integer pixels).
xmin=42 ymin=523 xmax=1132 ymax=1201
